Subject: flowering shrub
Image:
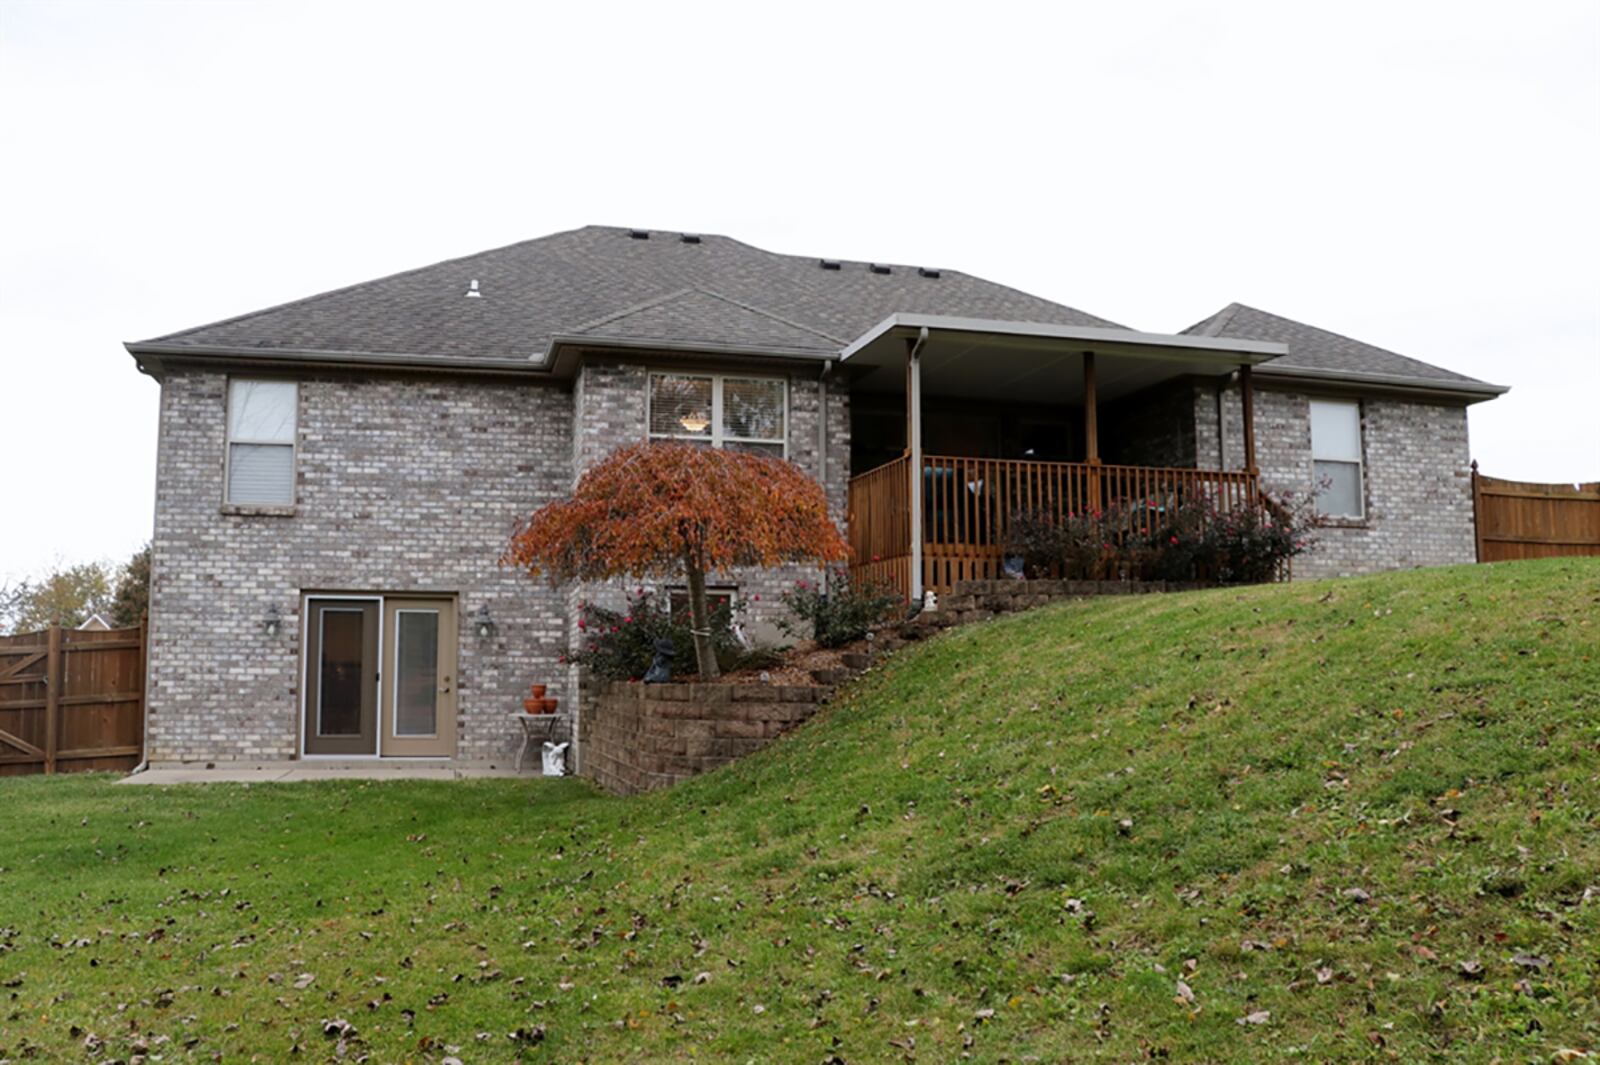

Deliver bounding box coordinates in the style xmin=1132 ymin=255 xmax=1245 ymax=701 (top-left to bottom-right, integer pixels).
xmin=1006 ymin=491 xmax=1316 ymax=585
xmin=776 ymin=568 xmax=901 ymax=648
xmin=1203 ymin=492 xmax=1319 ymax=583
xmin=1005 ymin=509 xmax=1106 ymax=578
xmin=563 ymin=589 xmax=780 ymax=681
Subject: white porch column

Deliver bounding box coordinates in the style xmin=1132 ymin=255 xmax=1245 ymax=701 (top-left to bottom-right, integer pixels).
xmin=907 ymin=337 xmax=924 ymax=601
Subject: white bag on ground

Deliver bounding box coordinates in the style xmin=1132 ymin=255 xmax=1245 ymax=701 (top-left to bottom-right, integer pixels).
xmin=541 ymin=741 xmax=570 ymax=777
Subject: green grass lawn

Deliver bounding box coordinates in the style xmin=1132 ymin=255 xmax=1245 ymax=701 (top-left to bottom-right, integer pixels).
xmin=2 ymin=558 xmax=1598 ymax=1063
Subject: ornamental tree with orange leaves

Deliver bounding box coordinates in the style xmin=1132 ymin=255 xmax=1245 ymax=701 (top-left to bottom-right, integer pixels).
xmin=504 ymin=442 xmax=849 ymax=681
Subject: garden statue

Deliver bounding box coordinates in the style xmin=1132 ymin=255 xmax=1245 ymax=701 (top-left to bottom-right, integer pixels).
xmin=643 ymin=638 xmax=676 ymax=683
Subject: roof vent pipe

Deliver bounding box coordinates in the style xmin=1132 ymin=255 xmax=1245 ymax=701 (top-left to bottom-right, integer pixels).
xmin=466 ymin=279 xmax=482 ymax=298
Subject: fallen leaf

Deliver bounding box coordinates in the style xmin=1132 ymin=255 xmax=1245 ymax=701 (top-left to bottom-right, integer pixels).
xmin=1237 ymin=1010 xmax=1271 ymax=1026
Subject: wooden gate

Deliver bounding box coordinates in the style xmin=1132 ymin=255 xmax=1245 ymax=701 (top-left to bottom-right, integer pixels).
xmin=0 ymin=621 xmax=146 ymax=776
xmin=1472 ymin=463 xmax=1600 ymax=562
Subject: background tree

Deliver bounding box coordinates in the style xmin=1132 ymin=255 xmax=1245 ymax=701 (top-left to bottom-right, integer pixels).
xmin=505 ymin=442 xmax=848 ymax=680
xmin=2 ymin=561 xmax=115 ymax=633
xmin=109 ymin=543 xmax=152 ymax=627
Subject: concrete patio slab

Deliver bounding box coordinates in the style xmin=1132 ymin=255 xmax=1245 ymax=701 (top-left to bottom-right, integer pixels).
xmin=117 ymin=762 xmax=541 ymax=785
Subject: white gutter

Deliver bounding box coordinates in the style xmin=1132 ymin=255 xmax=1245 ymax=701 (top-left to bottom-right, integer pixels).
xmin=840 ymin=313 xmax=1288 ymax=363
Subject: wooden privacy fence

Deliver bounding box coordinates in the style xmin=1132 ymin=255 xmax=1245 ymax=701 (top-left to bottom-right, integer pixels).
xmin=0 ymin=621 xmax=145 ymax=776
xmin=1472 ymin=463 xmax=1600 ymax=562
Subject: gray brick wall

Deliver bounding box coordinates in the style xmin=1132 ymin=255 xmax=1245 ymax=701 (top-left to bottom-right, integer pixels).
xmin=146 ymin=371 xmax=573 ymax=763
xmin=566 ymin=359 xmax=851 ymax=640
xmin=1194 ymin=383 xmax=1476 ymax=578
xmin=149 ymin=349 xmax=1472 ymax=766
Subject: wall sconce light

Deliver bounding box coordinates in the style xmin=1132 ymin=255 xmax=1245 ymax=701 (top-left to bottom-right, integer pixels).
xmin=473 ymin=605 xmax=496 ymax=639
xmin=263 ymin=604 xmax=282 ymax=637
xmin=678 ymin=411 xmax=710 ymax=433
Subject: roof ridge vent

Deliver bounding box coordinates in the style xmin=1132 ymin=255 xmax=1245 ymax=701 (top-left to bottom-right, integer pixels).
xmin=628 ymin=229 xmax=650 ymax=240
xmin=868 ymin=263 xmax=891 ymax=275
xmin=679 ymin=233 xmax=702 ymax=244
xmin=465 ymin=279 xmax=482 ymax=298
xmin=918 ymin=267 xmax=941 ymax=279
xmin=819 ymin=259 xmax=842 ymax=270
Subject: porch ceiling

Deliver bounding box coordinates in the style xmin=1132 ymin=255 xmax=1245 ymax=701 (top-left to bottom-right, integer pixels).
xmin=839 ymin=313 xmax=1287 ymax=404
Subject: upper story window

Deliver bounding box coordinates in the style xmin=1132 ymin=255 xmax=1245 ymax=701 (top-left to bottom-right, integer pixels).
xmin=1309 ymin=398 xmax=1363 ymax=519
xmin=226 ymin=379 xmax=297 ymax=505
xmin=648 ymin=373 xmax=786 ymax=457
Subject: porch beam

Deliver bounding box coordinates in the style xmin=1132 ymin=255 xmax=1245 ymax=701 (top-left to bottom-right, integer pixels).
xmin=907 ymin=335 xmax=925 ymax=601
xmin=1240 ymin=364 xmax=1258 ymax=473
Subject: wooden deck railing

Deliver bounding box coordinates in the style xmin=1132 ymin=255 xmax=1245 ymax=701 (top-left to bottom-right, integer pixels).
xmin=848 ymin=455 xmax=1262 ymax=597
xmin=846 ymin=454 xmax=912 ymax=598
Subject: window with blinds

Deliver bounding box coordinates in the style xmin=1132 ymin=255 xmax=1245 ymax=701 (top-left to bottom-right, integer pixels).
xmin=647 ymin=373 xmax=786 ymax=456
xmin=1309 ymin=398 xmax=1363 ymax=519
xmin=226 ymin=379 xmax=297 ymax=505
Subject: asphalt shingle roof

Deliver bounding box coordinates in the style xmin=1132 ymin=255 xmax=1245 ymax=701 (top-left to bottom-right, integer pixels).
xmin=140 ymin=226 xmax=1123 ymax=363
xmin=1181 ymin=302 xmax=1489 ymax=387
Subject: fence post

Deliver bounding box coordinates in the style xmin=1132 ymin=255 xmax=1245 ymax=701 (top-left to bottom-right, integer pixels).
xmin=138 ymin=613 xmax=149 ymax=766
xmin=1470 ymin=460 xmax=1484 ymax=563
xmin=44 ymin=624 xmax=61 ymax=774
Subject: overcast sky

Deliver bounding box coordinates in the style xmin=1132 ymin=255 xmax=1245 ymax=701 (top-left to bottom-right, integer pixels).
xmin=2 ymin=0 xmax=1596 ymax=584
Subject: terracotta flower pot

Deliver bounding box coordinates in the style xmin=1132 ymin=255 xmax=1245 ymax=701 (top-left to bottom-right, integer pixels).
xmin=521 ymin=697 xmax=542 ymax=714
xmin=528 ymin=684 xmax=547 ymax=700
xmin=539 ymin=698 xmax=559 ymax=715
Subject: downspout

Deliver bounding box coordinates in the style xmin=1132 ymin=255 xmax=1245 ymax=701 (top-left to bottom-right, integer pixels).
xmin=907 ymin=327 xmax=929 ymax=602
xmin=818 ymin=360 xmax=832 ymax=597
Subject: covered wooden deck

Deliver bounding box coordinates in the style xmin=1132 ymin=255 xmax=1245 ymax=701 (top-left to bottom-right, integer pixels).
xmin=838 ymin=315 xmax=1286 ymax=599
xmin=849 ymin=454 xmax=1261 ymax=597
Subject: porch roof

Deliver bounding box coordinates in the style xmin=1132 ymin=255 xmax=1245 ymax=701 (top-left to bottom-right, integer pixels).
xmin=838 ymin=313 xmax=1286 ymax=404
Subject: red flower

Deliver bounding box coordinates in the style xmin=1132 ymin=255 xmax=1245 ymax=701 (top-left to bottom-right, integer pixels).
xmin=1170 ymin=535 xmax=1179 ymax=545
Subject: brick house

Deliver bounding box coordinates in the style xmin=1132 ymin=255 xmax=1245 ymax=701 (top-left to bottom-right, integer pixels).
xmin=127 ymin=225 xmax=1505 ymax=767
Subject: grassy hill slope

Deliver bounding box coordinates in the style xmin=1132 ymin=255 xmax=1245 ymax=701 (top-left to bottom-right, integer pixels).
xmin=1 ymin=558 xmax=1597 ymax=1062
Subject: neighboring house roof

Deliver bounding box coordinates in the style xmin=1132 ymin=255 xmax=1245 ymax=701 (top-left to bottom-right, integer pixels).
xmin=77 ymin=613 xmax=113 ymax=631
xmin=131 ymin=226 xmax=1123 ymax=365
xmin=1182 ymin=302 xmax=1505 ymax=397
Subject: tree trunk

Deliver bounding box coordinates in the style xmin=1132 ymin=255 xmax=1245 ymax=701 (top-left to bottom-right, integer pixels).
xmin=684 ymin=553 xmax=720 ymax=681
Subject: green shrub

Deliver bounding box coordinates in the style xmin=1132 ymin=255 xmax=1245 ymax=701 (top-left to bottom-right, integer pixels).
xmin=777 ymin=568 xmax=900 ymax=648
xmin=563 ymin=589 xmax=771 ymax=680
xmin=1006 ymin=491 xmax=1316 ymax=585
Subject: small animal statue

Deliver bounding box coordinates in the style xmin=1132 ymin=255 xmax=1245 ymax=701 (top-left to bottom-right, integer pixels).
xmin=643 ymin=638 xmax=676 ymax=684
xmin=922 ymin=589 xmax=939 ymax=613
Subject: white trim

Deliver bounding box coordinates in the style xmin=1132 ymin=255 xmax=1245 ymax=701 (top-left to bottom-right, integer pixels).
xmin=224 ymin=377 xmax=300 ymax=506
xmin=839 ymin=313 xmax=1289 ymax=363
xmin=645 ymin=371 xmax=788 ymax=456
xmin=390 ymin=607 xmax=441 ymax=739
xmin=1309 ymin=397 xmax=1366 ymax=520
